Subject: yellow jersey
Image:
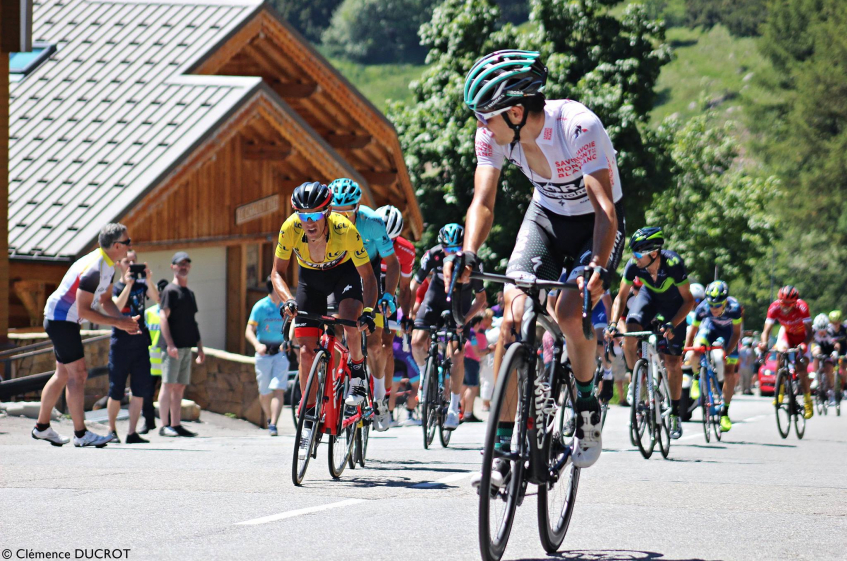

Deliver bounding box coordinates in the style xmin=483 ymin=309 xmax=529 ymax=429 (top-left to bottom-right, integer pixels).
xmin=275 ymin=213 xmax=370 ymax=270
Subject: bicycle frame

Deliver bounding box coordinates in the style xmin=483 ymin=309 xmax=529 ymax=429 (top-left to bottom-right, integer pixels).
xmin=627 ymin=331 xmax=669 ymax=428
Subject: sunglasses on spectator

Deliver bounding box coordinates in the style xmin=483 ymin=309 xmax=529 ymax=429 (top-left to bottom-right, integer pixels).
xmin=298 ymin=210 xmax=326 ymax=223
xmin=475 ymin=107 xmax=511 ymax=126
xmin=115 ymin=238 xmax=132 ymax=246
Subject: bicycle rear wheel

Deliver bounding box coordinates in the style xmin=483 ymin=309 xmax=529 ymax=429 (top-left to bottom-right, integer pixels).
xmin=774 ymin=369 xmax=791 ymax=439
xmin=292 ymin=351 xmax=326 ymax=486
xmin=537 ymin=369 xmax=580 ymax=553
xmin=630 ymin=359 xmax=653 ymax=459
xmin=699 ymin=367 xmax=711 ymax=443
xmin=793 ymin=380 xmax=806 ymax=439
xmin=479 ymin=343 xmax=526 ymax=561
xmin=421 ymin=356 xmax=437 ymax=449
xmin=656 ymin=369 xmax=671 ymax=459
xmin=355 ymin=421 xmax=370 ymax=466
xmin=439 ymin=367 xmax=452 ymax=448
xmin=328 ymin=378 xmax=354 ymax=479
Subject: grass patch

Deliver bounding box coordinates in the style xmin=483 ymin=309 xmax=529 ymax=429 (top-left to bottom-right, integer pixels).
xmin=322 ymin=53 xmax=428 ymax=111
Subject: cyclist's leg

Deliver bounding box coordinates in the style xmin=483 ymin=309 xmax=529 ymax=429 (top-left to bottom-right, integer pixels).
xmin=381 ymin=322 xmax=396 ymax=398
xmin=367 ymin=324 xmax=386 ymax=396
xmin=661 ymin=320 xmax=687 ymax=402
xmin=293 ymin=270 xmax=328 ymax=407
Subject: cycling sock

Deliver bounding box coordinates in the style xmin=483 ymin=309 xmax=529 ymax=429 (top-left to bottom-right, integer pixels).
xmin=576 ymin=379 xmax=595 ymax=408
xmin=350 ymin=358 xmax=366 ymax=379
xmin=494 ymin=422 xmax=515 ymax=452
xmin=671 ymin=399 xmax=680 ymax=416
xmin=603 ymin=367 xmax=613 ymax=381
xmin=450 ymin=392 xmax=461 ymax=412
xmin=721 ymin=404 xmax=729 ymax=417
xmin=35 ymin=423 xmax=50 ymax=432
xmin=373 ymin=376 xmax=386 ymax=400
xmin=74 ymin=429 xmax=87 ymax=438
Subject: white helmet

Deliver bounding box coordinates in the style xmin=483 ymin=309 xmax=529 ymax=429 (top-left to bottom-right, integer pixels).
xmin=376 ymin=205 xmax=404 ymax=239
xmin=813 ymin=313 xmax=829 ymax=332
xmin=690 ymin=282 xmax=706 ymax=302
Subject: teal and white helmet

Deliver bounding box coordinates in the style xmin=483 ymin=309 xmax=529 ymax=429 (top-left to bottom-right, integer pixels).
xmin=813 ymin=313 xmax=829 ymax=332
xmin=464 ymin=50 xmax=547 ymax=116
xmin=438 ymin=223 xmax=464 ymax=247
xmin=329 ymin=178 xmax=362 ymax=206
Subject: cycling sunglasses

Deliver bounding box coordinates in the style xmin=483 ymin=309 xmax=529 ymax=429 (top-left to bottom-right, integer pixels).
xmin=443 ymin=246 xmax=462 ymax=254
xmin=297 ymin=210 xmax=327 ymax=223
xmin=708 ymin=302 xmax=726 ymax=309
xmin=475 ymin=107 xmax=511 ymax=126
xmin=633 ymin=251 xmax=645 ymax=259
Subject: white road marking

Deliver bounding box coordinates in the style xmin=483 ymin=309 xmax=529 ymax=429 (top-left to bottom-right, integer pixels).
xmin=235 ymin=499 xmax=364 ymax=526
xmin=676 ymin=412 xmax=768 ymax=442
xmin=411 ymin=472 xmax=471 ymax=489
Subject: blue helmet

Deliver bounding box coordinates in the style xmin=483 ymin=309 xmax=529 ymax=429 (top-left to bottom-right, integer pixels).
xmin=705 ymin=280 xmax=729 ymax=305
xmin=329 ymin=178 xmax=362 ymax=206
xmin=438 ymin=223 xmax=464 ymax=247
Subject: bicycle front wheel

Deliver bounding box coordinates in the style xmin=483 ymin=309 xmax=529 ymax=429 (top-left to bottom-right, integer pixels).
xmin=655 ymin=369 xmax=671 ymax=459
xmin=709 ymin=375 xmax=723 ymax=442
xmin=774 ymin=369 xmax=791 ymax=439
xmin=793 ymin=380 xmax=806 ymax=439
xmin=439 ymin=366 xmax=452 ymax=448
xmin=328 ymin=378 xmax=354 ymax=479
xmin=421 ymin=356 xmax=438 ymax=449
xmin=292 ymin=351 xmax=327 ymax=486
xmin=631 ymin=359 xmax=653 ymax=459
xmin=537 ymin=369 xmax=580 ymax=553
xmin=479 ymin=343 xmax=526 ymax=561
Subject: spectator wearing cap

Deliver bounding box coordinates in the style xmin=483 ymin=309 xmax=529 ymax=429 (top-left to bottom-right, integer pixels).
xmin=245 ymin=277 xmax=290 ymax=436
xmin=105 ymin=250 xmax=159 ymax=444
xmin=140 ymin=279 xmax=170 ymax=434
xmin=158 ymin=252 xmax=205 ymax=437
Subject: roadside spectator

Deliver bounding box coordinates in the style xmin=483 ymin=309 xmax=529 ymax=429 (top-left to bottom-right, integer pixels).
xmin=480 ymin=315 xmax=500 ymax=411
xmin=462 ymin=310 xmax=494 ymax=422
xmin=245 ymin=277 xmax=289 ymax=436
xmin=389 ymin=310 xmax=420 ymax=425
xmin=140 ymin=279 xmax=169 ymax=434
xmin=158 ymin=252 xmax=205 ymax=438
xmin=32 ymin=223 xmax=140 ymax=448
xmin=738 ymin=337 xmax=755 ymax=395
xmin=106 ymin=251 xmax=158 ymax=444
xmin=491 ymin=291 xmax=505 ymax=318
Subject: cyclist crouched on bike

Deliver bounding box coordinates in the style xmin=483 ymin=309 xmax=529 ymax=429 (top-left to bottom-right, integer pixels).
xmin=410 ymin=224 xmax=488 ymax=430
xmin=811 ymin=312 xmax=843 ymax=407
xmin=758 ymin=285 xmax=813 ymax=419
xmin=329 ymin=178 xmax=401 ymax=431
xmin=607 ymin=227 xmax=696 ymax=439
xmin=683 ymin=280 xmax=742 ymax=432
xmin=271 ymin=182 xmax=378 ymax=445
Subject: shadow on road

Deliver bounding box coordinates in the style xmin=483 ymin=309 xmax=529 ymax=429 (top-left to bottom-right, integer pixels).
xmin=721 ymin=440 xmax=796 ymax=448
xmin=518 ymin=549 xmax=715 ymax=561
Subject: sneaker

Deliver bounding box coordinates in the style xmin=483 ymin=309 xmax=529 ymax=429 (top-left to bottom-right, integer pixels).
xmin=462 ymin=414 xmax=483 ymax=423
xmin=373 ymin=398 xmax=391 ymax=432
xmin=31 ymin=426 xmax=70 ymax=447
xmin=670 ymin=415 xmax=683 ymax=439
xmin=268 ymin=424 xmax=278 ymax=437
xmin=572 ymin=402 xmax=602 ymax=468
xmin=298 ymin=425 xmax=312 ymax=460
xmin=159 ymin=426 xmax=179 ymax=437
xmin=125 ymin=432 xmax=149 ymax=444
xmin=443 ymin=409 xmax=460 ymax=430
xmin=471 ymin=457 xmax=511 ymax=491
xmin=172 ymin=424 xmax=197 ymax=437
xmin=73 ymin=431 xmax=111 ymax=448
xmin=389 ymin=418 xmax=401 ymax=428
xmin=345 ymin=383 xmax=367 ymax=407
xmin=138 ymin=423 xmax=155 ymax=435
xmin=690 ymin=379 xmax=700 ymax=401
xmin=106 ymin=431 xmax=121 ymax=443
xmin=400 ymin=416 xmax=421 ymax=427
xmin=599 ymin=381 xmax=613 ymax=403
xmin=804 ymin=398 xmax=814 ymax=420
xmin=719 ymin=415 xmax=732 ymax=432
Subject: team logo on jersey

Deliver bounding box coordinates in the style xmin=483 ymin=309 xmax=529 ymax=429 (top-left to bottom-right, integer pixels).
xmin=355 ymin=247 xmax=368 ymax=260
xmin=543 ymin=128 xmax=552 ymax=141
xmin=294 ymin=249 xmax=346 ymax=270
xmin=527 ymin=176 xmax=588 ymax=204
xmin=573 ymin=125 xmax=588 ymax=140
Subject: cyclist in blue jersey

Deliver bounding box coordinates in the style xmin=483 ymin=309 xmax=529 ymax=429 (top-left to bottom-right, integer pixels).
xmin=608 ymin=227 xmax=696 ymax=439
xmin=330 ymin=178 xmax=400 ymax=432
xmin=684 ymin=280 xmax=743 ymax=432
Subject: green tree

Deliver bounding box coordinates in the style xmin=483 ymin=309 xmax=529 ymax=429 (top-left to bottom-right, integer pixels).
xmin=684 ymin=0 xmax=769 ymax=37
xmin=389 ymin=0 xmax=673 ymax=266
xmin=272 ymin=0 xmax=343 ymax=43
xmin=322 ymin=0 xmax=439 ymax=63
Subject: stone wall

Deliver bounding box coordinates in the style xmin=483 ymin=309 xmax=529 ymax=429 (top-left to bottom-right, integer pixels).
xmin=184 ymin=348 xmax=263 ymax=426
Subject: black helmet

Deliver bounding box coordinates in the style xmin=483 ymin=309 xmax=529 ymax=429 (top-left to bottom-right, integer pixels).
xmin=291 ymin=181 xmax=332 ymax=212
xmin=629 ymin=227 xmax=665 ymax=253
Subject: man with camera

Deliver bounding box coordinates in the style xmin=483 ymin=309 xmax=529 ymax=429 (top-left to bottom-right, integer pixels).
xmin=106 ymin=250 xmax=159 ymax=443
xmin=245 ymin=277 xmax=290 ymax=436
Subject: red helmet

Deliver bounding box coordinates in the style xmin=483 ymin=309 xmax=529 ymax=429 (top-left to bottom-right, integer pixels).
xmin=778 ymin=285 xmax=799 ymax=304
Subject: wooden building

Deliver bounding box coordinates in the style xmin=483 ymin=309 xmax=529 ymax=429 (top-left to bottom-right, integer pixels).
xmin=7 ymin=0 xmax=421 ymax=353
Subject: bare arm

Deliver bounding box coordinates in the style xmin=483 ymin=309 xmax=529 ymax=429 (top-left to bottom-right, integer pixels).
xmin=77 ymin=289 xmax=138 ymax=332
xmin=685 ymin=320 xmax=698 ymax=349
xmin=397 ymin=275 xmax=412 ymax=319
xmin=760 ymin=322 xmax=774 ymax=348
xmin=245 ymin=323 xmax=265 ymax=354
xmin=356 ymin=263 xmax=378 ymax=309
xmin=112 ymin=271 xmax=134 ymax=310
xmin=144 ymin=264 xmax=159 ymax=304
xmin=608 ymin=280 xmax=631 ymax=330
xmin=583 ymin=169 xmax=617 ymax=304
xmin=382 ymin=252 xmax=400 ymax=297
xmin=728 ymin=322 xmax=742 ymax=353
xmin=466 ymin=291 xmax=488 ymax=321
xmin=671 ymin=283 xmax=696 ymax=329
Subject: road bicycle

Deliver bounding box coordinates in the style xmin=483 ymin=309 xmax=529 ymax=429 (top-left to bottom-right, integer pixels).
xmin=812 ymin=353 xmax=839 ymax=416
xmin=420 ymin=310 xmax=462 ymax=449
xmin=684 ymin=343 xmax=724 ymax=443
xmin=617 ymin=319 xmax=672 ymax=460
xmin=452 ymin=270 xmax=591 ymax=561
xmin=773 ymin=347 xmax=806 ymax=439
xmin=284 ymin=312 xmax=373 ymax=485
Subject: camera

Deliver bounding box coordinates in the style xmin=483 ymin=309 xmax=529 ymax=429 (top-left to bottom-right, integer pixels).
xmin=129 ymin=263 xmax=147 ymax=279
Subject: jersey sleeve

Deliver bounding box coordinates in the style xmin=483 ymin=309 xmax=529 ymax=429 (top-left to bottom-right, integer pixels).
xmin=765 ymin=301 xmax=779 ymax=324
xmin=622 ymin=260 xmax=637 ymax=284
xmin=563 ymin=108 xmax=611 ymax=176
xmin=666 ymin=252 xmax=689 ymax=285
xmin=77 ymin=263 xmax=102 ymax=294
xmin=248 ymin=300 xmax=261 ymax=326
xmin=414 ymin=249 xmax=435 ymax=284
xmin=159 ymin=286 xmax=175 ymax=312
xmin=275 ymin=215 xmax=297 ymax=260
xmin=691 ymin=302 xmax=706 ymax=326
xmin=798 ymin=300 xmax=812 ymax=322
xmin=372 ymin=218 xmax=395 ymax=259
xmin=475 ymin=126 xmax=506 ymax=170
xmin=348 ymin=225 xmax=370 ymax=268
xmin=395 ymin=238 xmax=416 ymax=277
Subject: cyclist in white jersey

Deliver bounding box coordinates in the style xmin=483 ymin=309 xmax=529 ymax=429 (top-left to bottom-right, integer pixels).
xmin=446 ymin=51 xmax=626 ymax=485
xmin=33 ymin=224 xmax=141 ymax=448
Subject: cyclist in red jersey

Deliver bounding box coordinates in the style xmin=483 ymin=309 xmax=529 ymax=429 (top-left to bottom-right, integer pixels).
xmin=759 ymin=285 xmax=814 ymax=418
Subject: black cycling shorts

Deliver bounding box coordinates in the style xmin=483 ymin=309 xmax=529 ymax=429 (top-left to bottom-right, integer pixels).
xmin=295 ymin=259 xmax=363 ymax=337
xmin=505 ymin=199 xmax=626 ymax=287
xmin=414 ymin=286 xmax=474 ymax=340
xmin=625 ymin=288 xmax=687 ymax=356
xmin=44 ymin=319 xmax=85 ymax=365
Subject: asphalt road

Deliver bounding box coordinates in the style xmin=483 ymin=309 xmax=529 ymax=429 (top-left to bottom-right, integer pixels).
xmin=2 ymin=394 xmax=846 ymax=561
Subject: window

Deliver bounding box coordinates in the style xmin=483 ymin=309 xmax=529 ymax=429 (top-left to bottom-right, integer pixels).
xmin=9 ymin=42 xmax=56 ymax=81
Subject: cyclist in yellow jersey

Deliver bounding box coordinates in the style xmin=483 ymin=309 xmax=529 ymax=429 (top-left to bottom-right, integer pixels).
xmin=271 ymin=182 xmax=378 ymax=424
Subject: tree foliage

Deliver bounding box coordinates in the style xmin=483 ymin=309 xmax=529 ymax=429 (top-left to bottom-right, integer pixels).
xmin=322 ymin=0 xmax=439 ymax=63
xmin=272 ymin=0 xmax=343 ymax=43
xmin=389 ymin=0 xmax=673 ymax=267
xmin=684 ymin=0 xmax=768 ymax=37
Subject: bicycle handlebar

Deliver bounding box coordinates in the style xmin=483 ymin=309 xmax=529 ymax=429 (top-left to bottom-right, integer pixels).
xmin=683 ymin=346 xmax=723 ymax=352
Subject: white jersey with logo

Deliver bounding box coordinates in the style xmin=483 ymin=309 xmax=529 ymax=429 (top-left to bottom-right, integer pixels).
xmin=474 ymin=99 xmax=623 ymax=216
xmin=44 ymin=248 xmax=115 ymax=323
